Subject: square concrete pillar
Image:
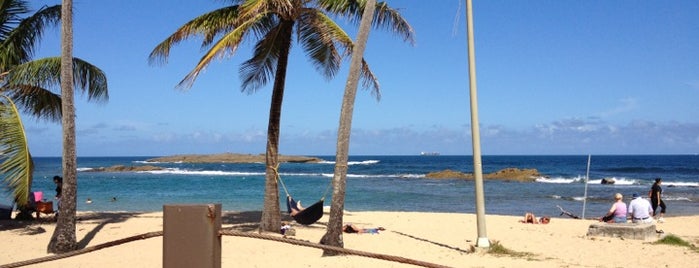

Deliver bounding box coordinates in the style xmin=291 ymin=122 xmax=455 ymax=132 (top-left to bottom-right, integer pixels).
xmin=164 ymin=204 xmax=221 ymax=268
xmin=587 ymin=222 xmax=657 ymax=240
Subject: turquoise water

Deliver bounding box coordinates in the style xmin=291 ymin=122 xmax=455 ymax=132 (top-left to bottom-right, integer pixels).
xmin=2 ymin=155 xmax=698 ymax=218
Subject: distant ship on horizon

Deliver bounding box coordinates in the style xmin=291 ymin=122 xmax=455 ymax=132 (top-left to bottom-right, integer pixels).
xmin=420 ymin=152 xmax=440 ymax=156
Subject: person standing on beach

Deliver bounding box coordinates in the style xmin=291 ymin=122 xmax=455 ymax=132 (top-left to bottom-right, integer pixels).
xmin=649 ymin=178 xmax=666 ymax=222
xmin=53 ymin=176 xmax=63 ymax=199
xmin=53 ymin=176 xmax=63 ymax=215
xmin=628 ymin=193 xmax=653 ymax=223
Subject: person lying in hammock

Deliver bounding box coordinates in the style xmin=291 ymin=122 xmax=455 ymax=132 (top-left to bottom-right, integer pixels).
xmin=287 ymin=196 xmax=304 ymax=216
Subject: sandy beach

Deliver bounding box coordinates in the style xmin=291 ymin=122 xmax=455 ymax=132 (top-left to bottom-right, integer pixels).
xmin=1 ymin=210 xmax=697 ymax=267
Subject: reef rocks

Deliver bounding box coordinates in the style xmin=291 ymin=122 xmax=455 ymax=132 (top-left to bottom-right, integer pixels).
xmin=83 ymin=165 xmax=164 ymax=172
xmin=601 ymin=178 xmax=616 ymax=184
xmin=425 ymin=168 xmax=541 ymax=182
xmin=145 ymin=153 xmax=323 ymax=163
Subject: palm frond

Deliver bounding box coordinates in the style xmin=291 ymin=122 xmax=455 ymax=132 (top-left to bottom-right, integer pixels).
xmin=317 ymin=0 xmax=414 ymax=44
xmin=372 ymin=2 xmax=414 ymax=44
xmin=299 ymin=7 xmax=380 ymax=97
xmin=5 ymin=56 xmax=108 ymax=99
xmin=360 ymin=58 xmax=380 ymax=99
xmin=178 ymin=12 xmax=271 ymax=90
xmin=297 ymin=10 xmax=345 ymax=80
xmin=240 ymin=0 xmax=294 ymax=20
xmin=2 ymin=56 xmax=108 ymax=121
xmin=7 ymin=84 xmax=61 ymax=121
xmin=0 ymin=0 xmax=31 ymax=40
xmin=238 ymin=19 xmax=291 ymax=93
xmin=148 ymin=6 xmax=241 ymax=66
xmin=0 ymin=3 xmax=61 ymax=70
xmin=0 ymin=95 xmax=33 ymax=206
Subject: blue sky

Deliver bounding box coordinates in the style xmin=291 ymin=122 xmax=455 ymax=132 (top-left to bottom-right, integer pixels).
xmin=24 ymin=0 xmax=699 ymax=157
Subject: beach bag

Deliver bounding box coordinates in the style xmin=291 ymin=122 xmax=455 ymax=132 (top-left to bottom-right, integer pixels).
xmin=33 ymin=192 xmax=43 ymax=202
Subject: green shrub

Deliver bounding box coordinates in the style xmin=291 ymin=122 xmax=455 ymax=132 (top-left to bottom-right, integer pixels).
xmin=488 ymin=240 xmax=532 ymax=258
xmin=653 ymin=234 xmax=698 ymax=252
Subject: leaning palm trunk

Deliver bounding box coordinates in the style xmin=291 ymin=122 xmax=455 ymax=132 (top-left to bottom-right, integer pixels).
xmin=260 ymin=21 xmax=294 ymax=233
xmin=320 ymin=0 xmax=376 ymax=253
xmin=48 ymin=0 xmax=77 ymax=253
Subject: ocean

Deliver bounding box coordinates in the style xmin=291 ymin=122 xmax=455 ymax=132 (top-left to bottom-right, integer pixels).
xmin=3 ymin=155 xmax=698 ymax=218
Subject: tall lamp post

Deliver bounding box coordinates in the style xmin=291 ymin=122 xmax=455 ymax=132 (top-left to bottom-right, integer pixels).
xmin=465 ymin=0 xmax=489 ymax=248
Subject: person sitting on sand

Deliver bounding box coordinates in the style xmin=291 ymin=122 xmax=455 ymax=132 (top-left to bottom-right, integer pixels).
xmin=342 ymin=224 xmax=386 ymax=234
xmin=628 ymin=193 xmax=654 ymax=223
xmin=600 ymin=193 xmax=627 ymax=223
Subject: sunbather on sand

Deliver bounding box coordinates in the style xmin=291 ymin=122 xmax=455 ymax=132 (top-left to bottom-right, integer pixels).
xmin=342 ymin=224 xmax=385 ymax=234
xmin=519 ymin=212 xmax=550 ymax=224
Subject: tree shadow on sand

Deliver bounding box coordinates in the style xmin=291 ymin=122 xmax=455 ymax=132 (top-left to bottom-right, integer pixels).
xmin=221 ymin=210 xmax=330 ymax=232
xmin=1 ymin=210 xmax=322 ymax=246
xmin=75 ymin=212 xmax=143 ymax=249
xmin=0 ymin=212 xmax=142 ymax=249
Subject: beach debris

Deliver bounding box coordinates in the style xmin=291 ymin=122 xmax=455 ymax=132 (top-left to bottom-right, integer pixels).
xmin=20 ymin=226 xmax=46 ymax=235
xmin=556 ymin=205 xmax=580 ymax=219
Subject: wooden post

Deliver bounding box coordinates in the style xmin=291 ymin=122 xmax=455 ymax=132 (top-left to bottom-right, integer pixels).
xmin=163 ymin=204 xmax=221 ymax=268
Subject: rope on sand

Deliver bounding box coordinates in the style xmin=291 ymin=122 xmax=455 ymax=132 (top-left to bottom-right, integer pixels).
xmin=219 ymin=229 xmax=452 ymax=268
xmin=0 ymin=231 xmax=163 ymax=268
xmin=2 ymin=229 xmax=451 ymax=268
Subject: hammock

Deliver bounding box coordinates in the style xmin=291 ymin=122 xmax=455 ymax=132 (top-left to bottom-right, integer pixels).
xmin=274 ymin=166 xmax=332 ymax=225
xmin=286 ymin=196 xmax=324 ymax=225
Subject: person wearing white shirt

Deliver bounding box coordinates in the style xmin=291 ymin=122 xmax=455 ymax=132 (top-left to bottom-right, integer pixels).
xmin=627 ymin=193 xmax=654 ymax=223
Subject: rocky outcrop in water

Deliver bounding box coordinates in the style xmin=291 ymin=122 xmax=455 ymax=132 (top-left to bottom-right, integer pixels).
xmin=145 ymin=153 xmax=323 ymax=163
xmin=83 ymin=165 xmax=164 ymax=172
xmin=425 ymin=168 xmax=541 ymax=182
xmin=84 ymin=153 xmax=324 ymax=173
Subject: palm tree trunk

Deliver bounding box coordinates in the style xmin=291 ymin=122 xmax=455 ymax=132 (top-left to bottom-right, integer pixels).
xmin=259 ymin=20 xmax=294 ymax=233
xmin=48 ymin=0 xmax=77 ymax=253
xmin=320 ymin=0 xmax=376 ymax=254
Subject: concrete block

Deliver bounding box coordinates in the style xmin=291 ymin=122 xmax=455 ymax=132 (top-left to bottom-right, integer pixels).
xmin=587 ymin=222 xmax=657 ymax=240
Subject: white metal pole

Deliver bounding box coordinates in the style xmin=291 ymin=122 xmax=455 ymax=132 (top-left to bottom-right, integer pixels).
xmin=465 ymin=0 xmax=489 ymax=248
xmin=582 ymin=155 xmax=591 ymax=219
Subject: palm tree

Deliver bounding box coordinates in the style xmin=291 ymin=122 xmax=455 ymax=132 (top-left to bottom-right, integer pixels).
xmin=320 ymin=0 xmax=376 ymax=252
xmin=47 ymin=0 xmax=77 ymax=253
xmin=149 ymin=0 xmax=413 ymax=233
xmin=0 ymin=0 xmax=108 ymax=226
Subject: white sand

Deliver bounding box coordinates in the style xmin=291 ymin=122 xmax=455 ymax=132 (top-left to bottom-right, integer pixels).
xmin=1 ymin=211 xmax=697 ymax=267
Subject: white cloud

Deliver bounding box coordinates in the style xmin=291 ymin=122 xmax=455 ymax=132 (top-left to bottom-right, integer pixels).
xmin=598 ymin=97 xmax=639 ymax=118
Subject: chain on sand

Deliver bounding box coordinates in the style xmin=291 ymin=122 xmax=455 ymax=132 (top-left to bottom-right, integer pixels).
xmin=2 ymin=229 xmax=451 ymax=268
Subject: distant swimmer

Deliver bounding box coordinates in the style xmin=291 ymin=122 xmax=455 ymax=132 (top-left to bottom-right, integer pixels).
xmin=111 ymin=197 xmax=117 ymax=202
xmin=86 ymin=198 xmax=92 ymax=204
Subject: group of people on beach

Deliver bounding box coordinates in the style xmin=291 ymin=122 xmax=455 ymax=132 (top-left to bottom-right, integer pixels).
xmin=599 ymin=177 xmax=667 ymax=223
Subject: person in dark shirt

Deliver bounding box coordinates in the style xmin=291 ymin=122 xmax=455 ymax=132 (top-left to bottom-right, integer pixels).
xmin=53 ymin=176 xmax=63 ymax=214
xmin=649 ymin=177 xmax=666 ymax=222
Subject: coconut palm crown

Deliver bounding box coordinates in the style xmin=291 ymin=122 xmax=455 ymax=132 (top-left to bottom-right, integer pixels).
xmin=0 ymin=0 xmax=108 ymax=206
xmin=149 ymin=0 xmax=413 ymax=232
